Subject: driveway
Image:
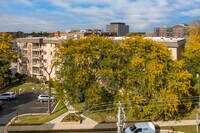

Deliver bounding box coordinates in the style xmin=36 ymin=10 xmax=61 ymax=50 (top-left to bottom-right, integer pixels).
xmin=0 ymin=90 xmax=52 ymax=126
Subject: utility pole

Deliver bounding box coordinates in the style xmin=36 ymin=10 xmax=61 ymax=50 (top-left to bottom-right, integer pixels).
xmin=196 ymin=113 xmax=199 ymax=133
xmin=197 ymin=74 xmax=200 ymax=108
xmin=117 ymin=101 xmax=126 ymax=133
xmin=117 ymin=101 xmax=121 ymax=133
xmin=197 ymin=73 xmax=199 ymax=133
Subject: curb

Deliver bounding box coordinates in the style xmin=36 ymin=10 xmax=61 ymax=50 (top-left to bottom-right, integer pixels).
xmin=1 ymin=113 xmax=48 ymax=133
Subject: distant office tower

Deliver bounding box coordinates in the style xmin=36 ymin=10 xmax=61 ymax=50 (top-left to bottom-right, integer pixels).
xmin=106 ymin=22 xmax=129 ymax=36
xmin=154 ymin=26 xmax=173 ymax=37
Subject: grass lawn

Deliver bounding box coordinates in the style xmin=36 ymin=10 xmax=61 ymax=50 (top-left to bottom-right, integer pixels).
xmin=9 ymin=82 xmax=48 ymax=92
xmin=11 ymin=101 xmax=67 ymax=125
xmin=72 ymin=102 xmax=200 ymax=123
xmin=161 ymin=125 xmax=199 ymax=133
xmin=181 ymin=108 xmax=200 ymax=120
xmin=73 ymin=102 xmax=142 ymax=123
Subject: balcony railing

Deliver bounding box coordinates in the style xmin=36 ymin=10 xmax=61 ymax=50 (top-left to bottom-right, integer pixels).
xmin=32 ymin=54 xmax=41 ymax=58
xmin=32 ymin=46 xmax=42 ymax=51
xmin=32 ymin=62 xmax=43 ymax=67
xmin=32 ymin=70 xmax=43 ymax=75
xmin=22 ymin=46 xmax=28 ymax=50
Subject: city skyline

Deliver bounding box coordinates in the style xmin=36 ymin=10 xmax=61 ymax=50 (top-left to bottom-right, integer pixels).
xmin=0 ymin=0 xmax=200 ymax=32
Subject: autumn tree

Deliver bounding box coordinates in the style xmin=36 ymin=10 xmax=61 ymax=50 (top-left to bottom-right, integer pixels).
xmin=55 ymin=36 xmax=192 ymax=121
xmin=0 ymin=33 xmax=15 ymax=87
xmin=116 ymin=36 xmax=192 ymax=120
xmin=54 ymin=36 xmax=119 ymax=104
xmin=183 ymin=20 xmax=200 ymax=91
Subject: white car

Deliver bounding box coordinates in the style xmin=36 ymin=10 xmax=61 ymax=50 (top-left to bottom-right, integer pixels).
xmin=124 ymin=122 xmax=155 ymax=133
xmin=0 ymin=91 xmax=16 ymax=100
xmin=37 ymin=94 xmax=55 ymax=102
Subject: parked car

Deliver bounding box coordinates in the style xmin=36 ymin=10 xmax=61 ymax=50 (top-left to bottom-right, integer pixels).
xmin=0 ymin=91 xmax=16 ymax=100
xmin=124 ymin=122 xmax=155 ymax=133
xmin=37 ymin=94 xmax=55 ymax=102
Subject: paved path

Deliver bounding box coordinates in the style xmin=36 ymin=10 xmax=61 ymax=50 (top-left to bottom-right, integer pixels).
xmin=45 ymin=101 xmax=98 ymax=130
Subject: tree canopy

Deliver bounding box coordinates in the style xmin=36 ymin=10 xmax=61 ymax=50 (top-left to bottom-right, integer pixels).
xmin=183 ymin=25 xmax=200 ymax=75
xmin=0 ymin=33 xmax=15 ymax=87
xmin=54 ymin=35 xmax=192 ymax=121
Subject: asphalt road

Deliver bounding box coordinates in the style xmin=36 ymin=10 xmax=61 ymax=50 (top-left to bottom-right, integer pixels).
xmin=0 ymin=90 xmax=52 ymax=126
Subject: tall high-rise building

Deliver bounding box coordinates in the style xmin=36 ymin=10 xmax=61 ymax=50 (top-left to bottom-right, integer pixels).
xmin=106 ymin=22 xmax=129 ymax=36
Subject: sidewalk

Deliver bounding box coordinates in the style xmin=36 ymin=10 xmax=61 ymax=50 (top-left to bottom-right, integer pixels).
xmin=154 ymin=120 xmax=197 ymax=127
xmin=4 ymin=120 xmax=196 ymax=132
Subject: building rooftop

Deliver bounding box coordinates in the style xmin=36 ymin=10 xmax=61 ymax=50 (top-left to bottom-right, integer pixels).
xmin=16 ymin=37 xmax=64 ymax=44
xmin=109 ymin=36 xmax=186 ymax=48
xmin=110 ymin=22 xmax=126 ymax=25
xmin=145 ymin=37 xmax=185 ymax=42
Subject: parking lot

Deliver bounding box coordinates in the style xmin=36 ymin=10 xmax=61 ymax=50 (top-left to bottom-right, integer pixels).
xmin=0 ymin=90 xmax=53 ymax=126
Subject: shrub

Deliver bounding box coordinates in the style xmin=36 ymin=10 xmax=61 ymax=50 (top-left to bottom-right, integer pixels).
xmin=61 ymin=113 xmax=80 ymax=122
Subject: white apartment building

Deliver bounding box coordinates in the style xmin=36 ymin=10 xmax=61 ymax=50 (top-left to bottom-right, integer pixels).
xmin=16 ymin=36 xmax=185 ymax=81
xmin=111 ymin=37 xmax=186 ymax=60
xmin=16 ymin=37 xmax=63 ymax=81
xmin=145 ymin=37 xmax=186 ymax=60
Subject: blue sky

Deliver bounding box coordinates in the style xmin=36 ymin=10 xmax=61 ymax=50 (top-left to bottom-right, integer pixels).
xmin=0 ymin=0 xmax=200 ymax=32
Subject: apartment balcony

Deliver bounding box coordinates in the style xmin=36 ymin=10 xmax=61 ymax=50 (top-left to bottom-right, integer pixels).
xmin=22 ymin=46 xmax=28 ymax=50
xmin=32 ymin=70 xmax=43 ymax=75
xmin=32 ymin=62 xmax=43 ymax=67
xmin=21 ymin=54 xmax=27 ymax=58
xmin=32 ymin=46 xmax=43 ymax=51
xmin=32 ymin=54 xmax=42 ymax=59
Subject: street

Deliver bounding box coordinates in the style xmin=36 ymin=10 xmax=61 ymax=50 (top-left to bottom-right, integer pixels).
xmin=0 ymin=90 xmax=51 ymax=126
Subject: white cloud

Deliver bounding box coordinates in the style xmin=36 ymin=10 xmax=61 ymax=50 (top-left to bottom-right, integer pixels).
xmin=181 ymin=8 xmax=200 ymax=17
xmin=45 ymin=0 xmax=173 ymax=31
xmin=14 ymin=0 xmax=33 ymax=6
xmin=1 ymin=0 xmax=200 ymax=32
xmin=0 ymin=15 xmax=62 ymax=32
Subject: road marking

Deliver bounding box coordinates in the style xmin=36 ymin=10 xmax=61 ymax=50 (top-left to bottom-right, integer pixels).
xmin=30 ymin=107 xmax=47 ymax=109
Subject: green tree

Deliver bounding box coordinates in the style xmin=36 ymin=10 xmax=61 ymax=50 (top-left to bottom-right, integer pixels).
xmin=0 ymin=33 xmax=15 ymax=87
xmin=55 ymin=36 xmax=192 ymax=120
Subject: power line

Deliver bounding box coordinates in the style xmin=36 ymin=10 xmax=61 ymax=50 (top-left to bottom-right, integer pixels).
xmin=85 ymin=95 xmax=200 ymax=108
